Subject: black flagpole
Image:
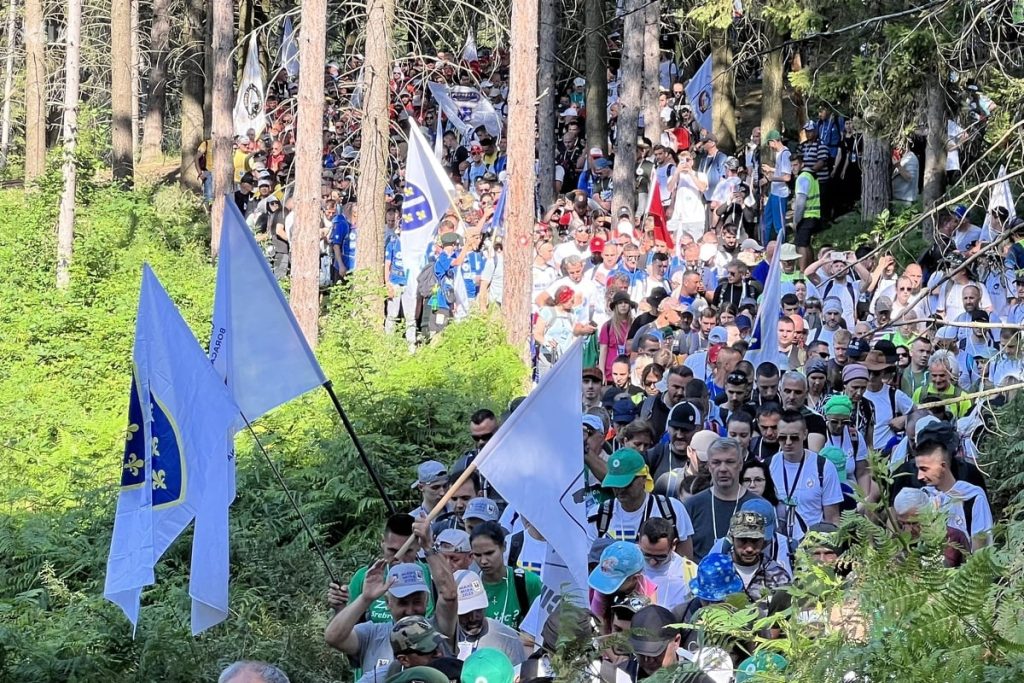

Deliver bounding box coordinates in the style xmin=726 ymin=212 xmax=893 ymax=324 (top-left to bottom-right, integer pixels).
xmin=322 ymin=380 xmax=397 ymax=515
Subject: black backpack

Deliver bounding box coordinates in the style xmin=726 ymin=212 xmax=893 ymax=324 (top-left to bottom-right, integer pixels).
xmin=592 ymin=494 xmax=678 ymax=539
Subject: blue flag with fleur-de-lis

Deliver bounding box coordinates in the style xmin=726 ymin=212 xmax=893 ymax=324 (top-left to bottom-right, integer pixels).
xmin=104 ymin=264 xmax=238 ymax=635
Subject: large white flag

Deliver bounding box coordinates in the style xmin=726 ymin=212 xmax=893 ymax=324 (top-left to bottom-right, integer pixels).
xmin=279 ymin=16 xmax=299 ymax=79
xmin=233 ymin=35 xmax=266 ymax=137
xmin=104 ymin=265 xmax=238 ymax=634
xmin=477 ymin=342 xmax=590 ymax=592
xmin=427 ymin=82 xmax=472 ymax=135
xmin=471 ymin=95 xmax=503 ymax=140
xmin=982 ymin=164 xmax=1017 ymax=233
xmin=400 ymin=123 xmax=456 ymax=263
xmin=210 ymin=202 xmax=327 ymax=422
xmin=462 ymin=30 xmax=478 ymax=64
xmin=685 ymin=56 xmax=713 ymax=135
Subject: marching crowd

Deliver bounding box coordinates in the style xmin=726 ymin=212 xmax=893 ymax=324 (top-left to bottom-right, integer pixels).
xmin=193 ymin=25 xmax=1021 ymax=683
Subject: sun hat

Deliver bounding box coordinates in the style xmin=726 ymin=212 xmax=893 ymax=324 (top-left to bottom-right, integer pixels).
xmin=689 ymin=553 xmax=743 ymax=602
xmin=779 ymin=243 xmax=799 ymax=261
xmin=588 ymin=541 xmax=645 ymax=595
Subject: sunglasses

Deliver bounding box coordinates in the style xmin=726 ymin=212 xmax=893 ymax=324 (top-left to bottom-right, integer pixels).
xmin=474 ymin=432 xmax=496 ymax=444
xmin=778 ymin=434 xmax=803 ymax=443
xmin=742 ymin=476 xmax=765 ymax=484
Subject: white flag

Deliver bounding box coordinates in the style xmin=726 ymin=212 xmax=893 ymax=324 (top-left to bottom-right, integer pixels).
xmin=463 ymin=30 xmax=478 ymax=64
xmin=434 ymin=114 xmax=445 ymax=161
xmin=982 ymin=164 xmax=1017 ymax=234
xmin=279 ymin=16 xmax=299 ymax=79
xmin=427 ymin=82 xmax=472 ymax=135
xmin=477 ymin=341 xmax=590 ymax=592
xmin=233 ymin=35 xmax=267 ymax=137
xmin=210 ymin=201 xmax=327 ymax=422
xmin=471 ymin=95 xmax=503 ymax=140
xmin=400 ymin=123 xmax=456 ymax=264
xmin=685 ymin=56 xmax=713 ymax=135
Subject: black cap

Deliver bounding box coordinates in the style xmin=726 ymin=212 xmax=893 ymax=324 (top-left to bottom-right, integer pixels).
xmin=628 ymin=605 xmax=680 ymax=657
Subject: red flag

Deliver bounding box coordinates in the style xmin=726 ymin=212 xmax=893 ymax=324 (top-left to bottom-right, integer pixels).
xmin=647 ymin=171 xmax=674 ymax=251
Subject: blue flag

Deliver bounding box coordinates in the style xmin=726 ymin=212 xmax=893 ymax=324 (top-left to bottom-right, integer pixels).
xmin=685 ymin=56 xmax=713 ymax=135
xmin=210 ymin=201 xmax=327 ymax=423
xmin=104 ymin=264 xmax=238 ymax=634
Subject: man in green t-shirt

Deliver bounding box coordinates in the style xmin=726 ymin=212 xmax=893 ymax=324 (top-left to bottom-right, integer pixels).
xmin=329 ymin=513 xmax=436 ymax=623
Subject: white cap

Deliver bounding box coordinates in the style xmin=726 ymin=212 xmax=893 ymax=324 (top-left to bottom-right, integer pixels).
xmin=455 ymin=569 xmax=489 ymax=614
xmin=561 ymin=107 xmax=578 ymax=117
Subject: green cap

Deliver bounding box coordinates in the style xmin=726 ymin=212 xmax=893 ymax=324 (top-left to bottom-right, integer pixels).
xmin=728 ymin=511 xmax=767 ymax=540
xmin=765 ymin=129 xmax=782 ymax=142
xmin=819 ymin=446 xmax=848 ymax=482
xmin=461 ymin=648 xmax=514 ymax=683
xmin=601 ymin=448 xmax=646 ymax=489
xmin=823 ymin=394 xmax=853 ymax=418
xmin=390 ymin=616 xmax=446 ymax=655
xmin=388 ymin=667 xmax=451 ymax=683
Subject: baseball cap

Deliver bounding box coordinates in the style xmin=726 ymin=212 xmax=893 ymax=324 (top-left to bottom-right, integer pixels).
xmin=735 ymin=314 xmax=752 ymax=331
xmin=765 ymin=129 xmax=782 ymax=142
xmin=601 ymin=448 xmax=648 ymax=488
xmin=390 ymin=615 xmax=446 ymax=655
xmin=588 ymin=541 xmax=644 ymax=594
xmin=388 ymin=668 xmax=449 ymax=683
xmin=412 ymin=460 xmax=447 ymax=488
xmin=728 ymin=511 xmax=767 ymax=540
xmin=702 ymin=133 xmax=719 ymax=144
xmin=612 ymin=397 xmax=638 ymax=424
xmin=463 ymin=497 xmax=500 ymax=522
xmin=666 ymin=401 xmax=701 ymax=431
xmin=388 ymin=563 xmax=429 ymax=598
xmin=708 ymin=326 xmax=728 ymax=345
xmin=461 ymin=648 xmax=514 ymax=683
xmin=689 ymin=429 xmax=718 ymax=462
xmin=583 ymin=366 xmax=604 ymax=382
xmin=440 ymin=233 xmax=460 ymax=246
xmin=589 ymin=146 xmax=604 ymax=158
xmin=802 ymin=121 xmax=816 ymax=131
xmin=741 ymin=238 xmax=764 ymax=252
xmin=740 ymin=498 xmax=777 ymax=540
xmin=594 ymin=158 xmax=611 ymax=170
xmin=610 ymin=594 xmax=651 ymax=617
xmin=628 ymin=605 xmax=680 ymax=657
xmin=590 ymin=236 xmax=606 ymax=253
xmin=454 ymin=570 xmax=489 ymax=614
xmin=583 ymin=414 xmax=605 ymax=433
xmin=874 ymin=296 xmax=893 ymax=313
xmin=436 ymin=528 xmax=471 ymax=553
xmin=724 ymin=156 xmax=740 ymax=170
xmin=573 ymin=77 xmax=586 ymax=87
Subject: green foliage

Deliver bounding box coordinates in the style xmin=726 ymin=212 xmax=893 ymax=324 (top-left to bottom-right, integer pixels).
xmin=0 ymin=186 xmax=526 ymax=680
xmin=816 ymin=207 xmax=927 ymax=267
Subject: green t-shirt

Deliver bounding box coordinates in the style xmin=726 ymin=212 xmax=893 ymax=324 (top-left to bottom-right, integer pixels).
xmin=483 ymin=569 xmax=543 ymax=628
xmin=348 ymin=562 xmax=435 ymax=623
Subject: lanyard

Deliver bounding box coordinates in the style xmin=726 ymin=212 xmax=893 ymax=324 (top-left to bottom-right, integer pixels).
xmin=780 ymin=453 xmax=808 ymax=507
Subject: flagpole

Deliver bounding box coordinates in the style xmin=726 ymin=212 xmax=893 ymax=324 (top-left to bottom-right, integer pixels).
xmin=322 ymin=380 xmax=398 ymax=515
xmin=240 ymin=414 xmax=339 ymax=585
xmin=394 ymin=457 xmax=484 ymax=559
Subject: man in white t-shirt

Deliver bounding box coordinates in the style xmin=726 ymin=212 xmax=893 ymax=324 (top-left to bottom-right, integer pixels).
xmin=553 ymin=224 xmax=593 ymax=269
xmin=638 ymin=517 xmax=694 ymax=610
xmin=761 ymin=130 xmax=792 ymax=241
xmin=862 ymin=348 xmax=914 ymax=449
xmin=915 ymin=420 xmax=993 ymax=550
xmin=769 ymin=410 xmax=843 ymax=543
xmin=538 ymin=254 xmax=605 ymax=325
xmin=593 ymin=448 xmax=695 ymax=559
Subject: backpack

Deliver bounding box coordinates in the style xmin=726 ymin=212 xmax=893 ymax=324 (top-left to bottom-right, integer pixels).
xmin=507 ymin=530 xmax=525 ymax=569
xmin=511 ymin=568 xmax=530 ymax=628
xmin=592 ymin=493 xmax=678 ymax=539
xmin=416 ymin=260 xmax=437 ymax=299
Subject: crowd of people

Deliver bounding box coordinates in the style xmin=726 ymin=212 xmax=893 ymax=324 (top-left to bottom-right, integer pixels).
xmin=195 ymin=26 xmax=1020 ymax=683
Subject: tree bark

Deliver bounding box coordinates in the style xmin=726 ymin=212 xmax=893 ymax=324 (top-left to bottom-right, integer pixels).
xmin=860 ymin=124 xmax=890 ymax=220
xmin=203 ymin=0 xmax=213 ymax=136
xmin=710 ymin=29 xmax=736 ymax=153
xmin=140 ymin=0 xmax=171 ymax=164
xmin=210 ymin=0 xmax=234 ymax=252
xmin=760 ymin=25 xmax=784 ymax=141
xmin=641 ymin=0 xmax=661 ymax=145
xmin=583 ymin=0 xmax=607 ymax=153
xmin=110 ymin=0 xmax=134 ymax=183
xmin=612 ymin=0 xmax=643 ymax=216
xmin=179 ymin=0 xmax=204 ymax=193
xmin=536 ymin=0 xmax=557 ymax=210
xmin=56 ymin=0 xmax=80 ymax=290
xmin=504 ymin=0 xmax=538 ymax=362
xmin=0 ymin=0 xmax=17 ymax=170
xmin=130 ymin=0 xmax=140 ymax=158
xmin=354 ymin=0 xmax=392 ymax=313
xmin=922 ymin=73 xmax=947 ymax=241
xmin=290 ymin=0 xmax=327 ymax=345
xmin=23 ymin=0 xmax=45 ymax=182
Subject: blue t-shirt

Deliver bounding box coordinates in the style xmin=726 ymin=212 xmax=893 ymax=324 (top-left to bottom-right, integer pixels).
xmin=385 ymin=238 xmax=408 ymax=286
xmin=461 ymin=251 xmax=487 ymax=299
xmin=432 ymin=251 xmax=458 ymax=309
xmin=329 ymin=214 xmax=356 ymax=271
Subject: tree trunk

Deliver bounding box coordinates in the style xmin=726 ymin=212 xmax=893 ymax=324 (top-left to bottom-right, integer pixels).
xmin=504 ymin=0 xmax=538 ymax=362
xmin=612 ymin=0 xmax=642 ymax=216
xmin=210 ymin=0 xmax=234 ymax=252
xmin=710 ymin=30 xmax=736 ymax=153
xmin=130 ymin=0 xmax=140 ymax=158
xmin=23 ymin=0 xmax=45 ymax=182
xmin=56 ymin=0 xmax=80 ymax=290
xmin=641 ymin=0 xmax=661 ymax=145
xmin=110 ymin=0 xmax=134 ymax=183
xmin=0 ymin=0 xmax=17 ymax=170
xmin=140 ymin=0 xmax=170 ymax=164
xmin=203 ymin=0 xmax=213 ymax=136
xmin=536 ymin=0 xmax=557 ymax=210
xmin=237 ymin=0 xmax=252 ymax=83
xmin=583 ymin=0 xmax=607 ymax=153
xmin=860 ymin=125 xmax=890 ymax=220
xmin=922 ymin=73 xmax=947 ymax=242
xmin=760 ymin=25 xmax=784 ymax=140
xmin=354 ymin=0 xmax=392 ymax=312
xmin=290 ymin=0 xmax=327 ymax=345
xmin=179 ymin=0 xmax=204 ymax=193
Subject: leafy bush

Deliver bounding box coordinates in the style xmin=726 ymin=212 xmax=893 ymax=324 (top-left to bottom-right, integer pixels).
xmin=0 ymin=186 xmax=526 ymax=680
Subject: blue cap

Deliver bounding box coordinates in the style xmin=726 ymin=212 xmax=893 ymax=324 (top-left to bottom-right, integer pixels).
xmin=954 ymin=204 xmax=968 ymax=219
xmin=594 ymin=158 xmax=612 ymax=170
xmin=740 ymin=498 xmax=777 ymax=540
xmin=588 ymin=541 xmax=644 ymax=594
xmin=463 ymin=497 xmax=500 ymax=522
xmin=689 ymin=552 xmax=743 ymax=602
xmin=612 ymin=397 xmax=638 ymax=424
xmin=735 ymin=314 xmax=752 ymax=331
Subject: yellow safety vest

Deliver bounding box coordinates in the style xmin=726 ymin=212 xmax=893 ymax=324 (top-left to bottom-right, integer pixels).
xmin=800 ymin=170 xmax=821 ymax=219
